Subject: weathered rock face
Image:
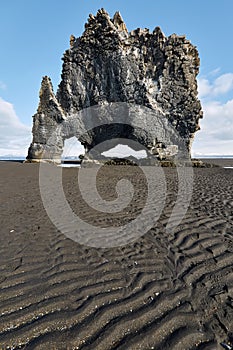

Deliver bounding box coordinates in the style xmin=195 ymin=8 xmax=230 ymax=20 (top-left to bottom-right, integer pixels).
xmin=27 ymin=8 xmax=202 ymax=162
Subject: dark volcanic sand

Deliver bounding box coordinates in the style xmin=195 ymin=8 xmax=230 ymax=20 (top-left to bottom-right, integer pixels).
xmin=0 ymin=161 xmax=233 ymax=349
xmin=199 ymin=158 xmax=233 ymax=168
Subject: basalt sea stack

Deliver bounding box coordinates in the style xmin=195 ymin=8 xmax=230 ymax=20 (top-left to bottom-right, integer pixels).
xmin=27 ymin=9 xmax=202 ymax=162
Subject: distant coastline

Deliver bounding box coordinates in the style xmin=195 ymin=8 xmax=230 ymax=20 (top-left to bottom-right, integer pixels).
xmin=1 ymin=155 xmax=233 ymax=161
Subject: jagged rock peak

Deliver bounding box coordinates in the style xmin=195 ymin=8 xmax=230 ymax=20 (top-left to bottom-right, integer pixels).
xmin=84 ymin=8 xmax=113 ymax=29
xmin=37 ymin=76 xmax=65 ymax=120
xmin=38 ymin=76 xmax=55 ymax=112
xmin=112 ymin=11 xmax=128 ymax=32
xmin=70 ymin=34 xmax=76 ymax=48
xmin=152 ymin=26 xmax=166 ymax=40
xmin=83 ymin=8 xmax=128 ymax=35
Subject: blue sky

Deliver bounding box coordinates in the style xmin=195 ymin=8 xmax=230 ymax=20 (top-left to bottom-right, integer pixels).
xmin=0 ymin=0 xmax=233 ymax=156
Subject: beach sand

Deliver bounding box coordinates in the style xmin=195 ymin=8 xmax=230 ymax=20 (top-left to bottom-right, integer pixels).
xmin=0 ymin=161 xmax=233 ymax=349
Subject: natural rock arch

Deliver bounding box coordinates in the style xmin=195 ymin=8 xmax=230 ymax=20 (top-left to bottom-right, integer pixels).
xmin=27 ymin=9 xmax=202 ymax=163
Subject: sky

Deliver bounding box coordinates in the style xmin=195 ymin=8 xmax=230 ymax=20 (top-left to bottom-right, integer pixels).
xmin=0 ymin=0 xmax=233 ymax=157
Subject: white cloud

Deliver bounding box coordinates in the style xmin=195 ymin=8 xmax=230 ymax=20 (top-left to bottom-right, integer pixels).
xmin=193 ymin=72 xmax=233 ymax=156
xmin=197 ymin=78 xmax=212 ymax=99
xmin=209 ymin=68 xmax=221 ymax=77
xmin=198 ymin=73 xmax=233 ymax=99
xmin=0 ymin=81 xmax=6 ymax=90
xmin=192 ymin=95 xmax=233 ymax=156
xmin=213 ymin=74 xmax=233 ymax=95
xmin=0 ymin=97 xmax=31 ymax=156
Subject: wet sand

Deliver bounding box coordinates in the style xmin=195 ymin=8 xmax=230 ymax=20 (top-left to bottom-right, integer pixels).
xmin=0 ymin=161 xmax=233 ymax=349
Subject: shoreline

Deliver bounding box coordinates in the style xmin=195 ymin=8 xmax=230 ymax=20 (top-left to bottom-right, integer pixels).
xmin=1 ymin=157 xmax=233 ymax=170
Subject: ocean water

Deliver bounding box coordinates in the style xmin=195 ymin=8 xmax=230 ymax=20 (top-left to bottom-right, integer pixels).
xmin=58 ymin=164 xmax=80 ymax=168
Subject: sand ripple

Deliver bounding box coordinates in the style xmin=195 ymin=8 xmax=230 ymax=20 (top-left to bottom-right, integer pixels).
xmin=0 ymin=163 xmax=232 ymax=349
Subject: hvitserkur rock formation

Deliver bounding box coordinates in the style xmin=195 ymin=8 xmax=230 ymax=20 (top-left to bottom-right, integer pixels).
xmin=27 ymin=9 xmax=202 ymax=163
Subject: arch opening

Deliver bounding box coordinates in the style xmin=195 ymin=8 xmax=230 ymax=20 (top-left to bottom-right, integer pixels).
xmin=61 ymin=137 xmax=85 ymax=167
xmin=102 ymin=144 xmax=147 ymax=160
